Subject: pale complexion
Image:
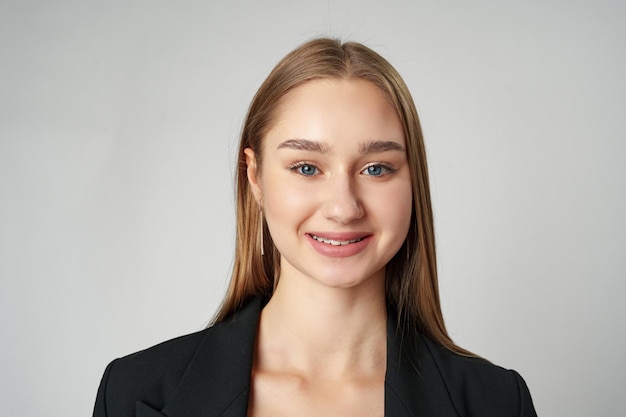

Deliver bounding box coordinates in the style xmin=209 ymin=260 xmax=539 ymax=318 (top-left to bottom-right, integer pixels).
xmin=245 ymin=79 xmax=413 ymax=417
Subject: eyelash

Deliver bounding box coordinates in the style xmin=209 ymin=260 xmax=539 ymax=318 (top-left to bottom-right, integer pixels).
xmin=288 ymin=161 xmax=320 ymax=176
xmin=287 ymin=162 xmax=396 ymax=177
xmin=362 ymin=163 xmax=397 ymax=177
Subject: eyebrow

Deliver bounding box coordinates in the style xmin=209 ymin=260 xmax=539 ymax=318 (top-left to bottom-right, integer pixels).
xmin=277 ymin=139 xmax=329 ymax=153
xmin=277 ymin=139 xmax=405 ymax=154
xmin=359 ymin=140 xmax=405 ymax=154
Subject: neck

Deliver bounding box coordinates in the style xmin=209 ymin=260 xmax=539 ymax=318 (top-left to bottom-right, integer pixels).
xmin=255 ymin=266 xmax=387 ymax=379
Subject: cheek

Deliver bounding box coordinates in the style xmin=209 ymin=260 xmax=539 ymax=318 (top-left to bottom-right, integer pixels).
xmin=260 ymin=171 xmax=316 ymax=229
xmin=366 ymin=179 xmax=413 ymax=233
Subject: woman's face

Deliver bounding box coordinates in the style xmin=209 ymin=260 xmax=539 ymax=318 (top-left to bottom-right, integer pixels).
xmin=246 ymin=78 xmax=413 ymax=291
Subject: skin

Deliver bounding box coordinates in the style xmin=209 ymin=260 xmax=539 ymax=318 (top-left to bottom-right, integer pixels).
xmin=244 ymin=79 xmax=413 ymax=417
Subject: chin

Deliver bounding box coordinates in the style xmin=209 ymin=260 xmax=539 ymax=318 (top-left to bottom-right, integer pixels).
xmin=310 ymin=267 xmax=384 ymax=291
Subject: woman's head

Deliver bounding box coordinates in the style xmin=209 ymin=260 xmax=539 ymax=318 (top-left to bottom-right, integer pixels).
xmin=217 ymin=38 xmax=462 ymax=354
xmin=245 ymin=77 xmax=413 ymax=298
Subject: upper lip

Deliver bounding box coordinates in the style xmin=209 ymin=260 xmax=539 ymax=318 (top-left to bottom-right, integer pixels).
xmin=306 ymin=232 xmax=371 ymax=241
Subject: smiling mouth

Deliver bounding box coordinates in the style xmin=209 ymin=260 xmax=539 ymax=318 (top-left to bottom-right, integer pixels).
xmin=309 ymin=234 xmax=365 ymax=246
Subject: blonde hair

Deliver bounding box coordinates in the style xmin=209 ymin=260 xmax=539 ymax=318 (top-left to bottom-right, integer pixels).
xmin=215 ymin=38 xmax=471 ymax=356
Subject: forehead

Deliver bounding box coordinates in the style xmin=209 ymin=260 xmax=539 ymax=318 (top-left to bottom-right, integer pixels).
xmin=266 ymin=78 xmax=404 ymax=148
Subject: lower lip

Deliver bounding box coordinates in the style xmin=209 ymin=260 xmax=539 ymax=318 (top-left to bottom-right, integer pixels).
xmin=306 ymin=234 xmax=372 ymax=258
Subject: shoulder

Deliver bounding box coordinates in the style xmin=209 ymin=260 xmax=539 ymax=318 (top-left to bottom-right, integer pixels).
xmin=93 ymin=298 xmax=263 ymax=417
xmin=95 ymin=328 xmax=212 ymax=415
xmin=421 ymin=336 xmax=537 ymax=416
xmin=110 ymin=328 xmax=209 ymax=386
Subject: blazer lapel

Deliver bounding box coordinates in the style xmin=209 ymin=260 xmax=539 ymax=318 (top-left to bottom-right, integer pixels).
xmin=385 ymin=320 xmax=459 ymax=417
xmin=149 ymin=297 xmax=458 ymax=417
xmin=159 ymin=298 xmax=262 ymax=417
xmin=135 ymin=401 xmax=167 ymax=417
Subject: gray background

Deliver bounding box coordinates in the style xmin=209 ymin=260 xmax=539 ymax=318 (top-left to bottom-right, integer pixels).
xmin=1 ymin=1 xmax=624 ymax=416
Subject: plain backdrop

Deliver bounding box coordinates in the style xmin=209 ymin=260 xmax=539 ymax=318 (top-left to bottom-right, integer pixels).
xmin=1 ymin=1 xmax=625 ymax=416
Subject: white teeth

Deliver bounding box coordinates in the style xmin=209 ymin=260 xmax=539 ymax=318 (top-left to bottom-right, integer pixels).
xmin=310 ymin=234 xmax=363 ymax=246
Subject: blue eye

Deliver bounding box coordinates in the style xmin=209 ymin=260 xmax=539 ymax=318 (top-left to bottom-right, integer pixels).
xmin=362 ymin=164 xmax=395 ymax=177
xmin=299 ymin=165 xmax=316 ymax=175
xmin=366 ymin=165 xmax=384 ymax=176
xmin=292 ymin=163 xmax=318 ymax=176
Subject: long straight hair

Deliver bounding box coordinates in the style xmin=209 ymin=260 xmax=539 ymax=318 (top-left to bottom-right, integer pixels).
xmin=215 ymin=38 xmax=471 ymax=356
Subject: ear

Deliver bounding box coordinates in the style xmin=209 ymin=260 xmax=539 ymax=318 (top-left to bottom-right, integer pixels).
xmin=244 ymin=148 xmax=262 ymax=205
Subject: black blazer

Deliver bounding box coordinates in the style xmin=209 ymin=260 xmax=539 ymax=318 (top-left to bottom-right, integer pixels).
xmin=93 ymin=297 xmax=537 ymax=416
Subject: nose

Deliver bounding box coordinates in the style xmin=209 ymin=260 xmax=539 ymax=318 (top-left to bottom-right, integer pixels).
xmin=321 ymin=175 xmax=364 ymax=224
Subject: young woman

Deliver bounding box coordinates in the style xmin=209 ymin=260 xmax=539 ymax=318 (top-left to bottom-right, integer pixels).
xmin=94 ymin=38 xmax=537 ymax=417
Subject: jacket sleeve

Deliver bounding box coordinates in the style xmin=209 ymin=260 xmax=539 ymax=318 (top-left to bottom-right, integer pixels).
xmin=512 ymin=370 xmax=538 ymax=417
xmin=93 ymin=360 xmax=115 ymax=417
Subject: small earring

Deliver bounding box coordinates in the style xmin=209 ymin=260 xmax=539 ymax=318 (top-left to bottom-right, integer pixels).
xmin=260 ymin=210 xmax=264 ymax=256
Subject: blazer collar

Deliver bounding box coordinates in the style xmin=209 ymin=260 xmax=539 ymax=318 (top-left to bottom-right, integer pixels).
xmin=159 ymin=298 xmax=261 ymax=417
xmin=385 ymin=320 xmax=458 ymax=416
xmin=148 ymin=297 xmax=456 ymax=417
